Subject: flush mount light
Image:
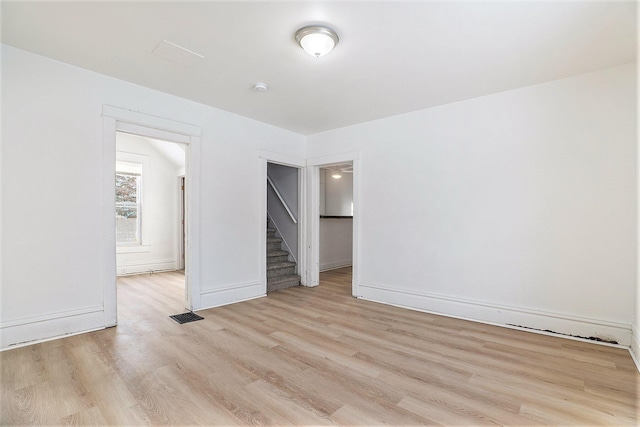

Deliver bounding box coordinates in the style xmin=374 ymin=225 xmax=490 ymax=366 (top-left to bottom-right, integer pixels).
xmin=253 ymin=82 xmax=268 ymax=92
xmin=331 ymin=170 xmax=342 ymax=179
xmin=295 ymin=26 xmax=339 ymax=58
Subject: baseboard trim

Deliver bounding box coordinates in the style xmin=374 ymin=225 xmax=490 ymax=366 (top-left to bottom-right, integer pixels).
xmin=116 ymin=260 xmax=177 ymax=276
xmin=319 ymin=261 xmax=353 ymax=272
xmin=199 ymin=281 xmax=264 ymax=310
xmin=1 ymin=306 xmax=105 ymax=350
xmin=358 ymin=283 xmax=632 ymax=347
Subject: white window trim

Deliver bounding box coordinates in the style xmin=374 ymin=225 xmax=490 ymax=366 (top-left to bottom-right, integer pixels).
xmin=116 ymin=151 xmax=149 ymax=252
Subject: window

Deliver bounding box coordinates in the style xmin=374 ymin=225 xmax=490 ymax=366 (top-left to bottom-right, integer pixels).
xmin=115 ymin=161 xmax=143 ymax=245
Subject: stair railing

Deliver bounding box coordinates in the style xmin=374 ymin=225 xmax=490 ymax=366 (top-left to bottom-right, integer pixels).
xmin=267 ymin=175 xmax=297 ymax=224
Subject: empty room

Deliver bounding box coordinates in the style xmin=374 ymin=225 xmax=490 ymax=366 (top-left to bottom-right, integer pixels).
xmin=1 ymin=1 xmax=638 ymax=425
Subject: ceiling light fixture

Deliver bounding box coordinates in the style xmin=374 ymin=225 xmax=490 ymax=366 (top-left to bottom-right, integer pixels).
xmin=331 ymin=170 xmax=342 ymax=179
xmin=295 ymin=26 xmax=339 ymax=58
xmin=253 ymin=82 xmax=268 ymax=92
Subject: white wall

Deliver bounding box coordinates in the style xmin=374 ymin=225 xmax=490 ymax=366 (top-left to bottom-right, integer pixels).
xmin=321 ymin=169 xmax=353 ymax=216
xmin=1 ymin=43 xmax=636 ymax=351
xmin=0 ymin=45 xmax=305 ymax=349
xmin=635 ymin=111 xmax=640 ymax=364
xmin=115 ymin=133 xmax=181 ymax=275
xmin=319 ymin=218 xmax=353 ymax=271
xmin=634 ymin=26 xmax=640 ymax=368
xmin=308 ymin=63 xmax=637 ymax=346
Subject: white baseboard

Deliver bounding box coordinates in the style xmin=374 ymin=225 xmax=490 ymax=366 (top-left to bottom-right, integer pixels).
xmin=358 ymin=283 xmax=632 ymax=347
xmin=117 ymin=260 xmax=177 ymax=276
xmin=1 ymin=306 xmax=105 ymax=351
xmin=199 ymin=281 xmax=265 ymax=310
xmin=319 ymin=260 xmax=353 ymax=272
xmin=630 ymin=325 xmax=640 ymax=373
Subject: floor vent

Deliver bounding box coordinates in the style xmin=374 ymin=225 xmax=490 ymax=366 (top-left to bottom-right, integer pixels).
xmin=169 ymin=312 xmax=204 ymax=324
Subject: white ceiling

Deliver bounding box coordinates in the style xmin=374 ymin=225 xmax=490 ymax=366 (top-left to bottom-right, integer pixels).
xmin=146 ymin=137 xmax=186 ymax=170
xmin=2 ymin=1 xmax=636 ymax=135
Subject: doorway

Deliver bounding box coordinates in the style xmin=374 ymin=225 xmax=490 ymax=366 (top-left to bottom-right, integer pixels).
xmin=306 ymin=152 xmax=360 ymax=297
xmin=318 ymin=163 xmax=354 ymax=275
xmin=102 ymin=106 xmax=202 ymax=326
xmin=266 ymin=162 xmax=302 ymax=292
xmin=258 ymin=152 xmax=306 ymax=294
xmin=114 ymin=132 xmax=187 ymax=309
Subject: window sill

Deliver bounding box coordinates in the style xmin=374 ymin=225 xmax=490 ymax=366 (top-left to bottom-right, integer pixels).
xmin=117 ymin=245 xmax=150 ymax=254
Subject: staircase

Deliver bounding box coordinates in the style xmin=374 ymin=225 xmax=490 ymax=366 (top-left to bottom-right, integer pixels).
xmin=267 ymin=220 xmax=300 ymax=292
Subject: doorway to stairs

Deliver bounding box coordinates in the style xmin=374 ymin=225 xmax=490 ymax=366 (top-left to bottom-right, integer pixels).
xmin=266 ymin=162 xmax=301 ymax=293
xmin=258 ymin=150 xmax=359 ymax=297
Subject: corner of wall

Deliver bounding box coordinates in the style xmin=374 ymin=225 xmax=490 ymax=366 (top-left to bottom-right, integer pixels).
xmin=630 ymin=324 xmax=640 ymax=372
xmin=632 ymin=29 xmax=640 ymax=305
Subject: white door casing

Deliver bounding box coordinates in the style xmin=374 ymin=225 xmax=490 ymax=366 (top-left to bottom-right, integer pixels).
xmin=102 ymin=106 xmax=201 ymax=325
xmin=258 ymin=150 xmax=306 ymax=291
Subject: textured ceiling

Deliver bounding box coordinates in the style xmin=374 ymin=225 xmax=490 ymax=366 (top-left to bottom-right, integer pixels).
xmin=2 ymin=1 xmax=636 ymax=135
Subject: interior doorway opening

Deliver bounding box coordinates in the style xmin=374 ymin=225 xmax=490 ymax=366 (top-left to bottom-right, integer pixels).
xmin=306 ymin=153 xmax=360 ymax=297
xmin=114 ymin=131 xmax=188 ymax=313
xmin=318 ymin=163 xmax=354 ymax=281
xmin=102 ymin=106 xmax=202 ymax=326
xmin=266 ymin=162 xmax=302 ymax=293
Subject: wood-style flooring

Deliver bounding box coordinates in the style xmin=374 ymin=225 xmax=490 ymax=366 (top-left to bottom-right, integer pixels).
xmin=1 ymin=268 xmax=638 ymax=425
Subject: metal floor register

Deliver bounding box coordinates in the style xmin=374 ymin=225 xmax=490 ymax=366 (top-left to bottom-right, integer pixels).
xmin=169 ymin=312 xmax=204 ymax=324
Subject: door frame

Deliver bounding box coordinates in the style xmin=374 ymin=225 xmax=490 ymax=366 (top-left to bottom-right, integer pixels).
xmin=259 ymin=150 xmax=306 ymax=293
xmin=177 ymin=176 xmax=186 ymax=271
xmin=307 ymin=151 xmax=361 ymax=297
xmin=102 ymin=106 xmax=201 ymax=326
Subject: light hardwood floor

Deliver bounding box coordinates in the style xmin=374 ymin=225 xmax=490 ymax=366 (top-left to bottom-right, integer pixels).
xmin=1 ymin=267 xmax=638 ymax=425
